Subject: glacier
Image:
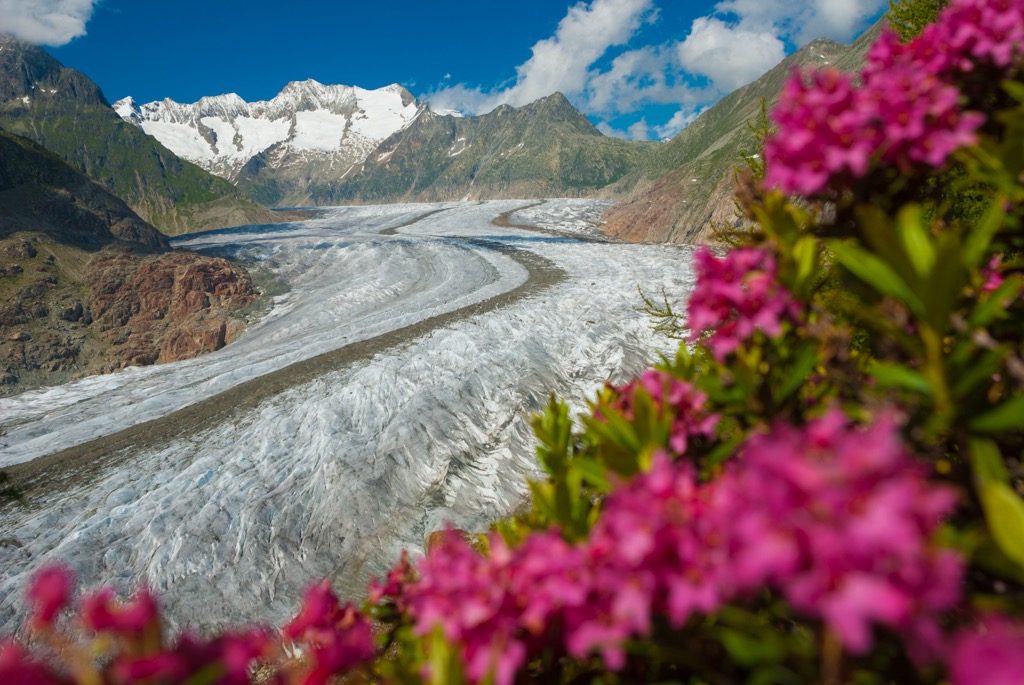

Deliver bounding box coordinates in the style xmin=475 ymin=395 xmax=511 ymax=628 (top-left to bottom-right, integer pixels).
xmin=0 ymin=200 xmax=695 ymax=634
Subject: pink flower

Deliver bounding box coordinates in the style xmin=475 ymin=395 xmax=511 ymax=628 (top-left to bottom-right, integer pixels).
xmin=0 ymin=641 xmax=65 ymax=684
xmin=599 ymin=370 xmax=718 ymax=454
xmin=763 ymin=0 xmax=1021 ymax=196
xmin=949 ymin=616 xmax=1024 ymax=685
xmin=109 ymin=629 xmax=270 ymax=685
xmin=687 ymin=247 xmax=802 ymax=360
xmin=284 ymin=580 xmax=375 ymax=684
xmin=981 ymin=254 xmax=1005 ymax=293
xmin=26 ymin=565 xmax=74 ymax=630
xmin=391 ymin=411 xmax=962 ymax=682
xmin=81 ymin=587 xmax=160 ymax=635
xmin=731 ymin=411 xmax=962 ymax=656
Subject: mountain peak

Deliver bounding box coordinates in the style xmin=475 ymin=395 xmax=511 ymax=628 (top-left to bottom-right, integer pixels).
xmin=117 ymin=81 xmax=423 ymax=197
xmin=0 ymin=34 xmax=108 ymax=106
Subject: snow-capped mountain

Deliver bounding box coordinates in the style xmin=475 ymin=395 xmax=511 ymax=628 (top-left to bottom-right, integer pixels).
xmin=114 ymin=81 xmax=423 ymax=205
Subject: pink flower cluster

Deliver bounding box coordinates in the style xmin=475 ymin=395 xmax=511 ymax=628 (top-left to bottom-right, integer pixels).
xmin=949 ymin=616 xmax=1024 ymax=685
xmin=718 ymin=411 xmax=962 ymax=657
xmin=283 ymin=580 xmax=376 ymax=685
xmin=763 ymin=0 xmax=1023 ymax=196
xmin=867 ymin=0 xmax=1024 ymax=81
xmin=598 ymin=369 xmax=719 ymax=454
xmin=687 ymin=247 xmax=802 ymax=360
xmin=4 ymin=568 xmax=375 ymax=685
xmin=387 ymin=411 xmax=962 ymax=685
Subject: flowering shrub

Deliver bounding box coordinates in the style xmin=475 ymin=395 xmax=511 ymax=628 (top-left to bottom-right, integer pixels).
xmin=686 ymin=246 xmax=802 ymax=360
xmin=3 ymin=567 xmax=375 ymax=684
xmin=6 ymin=0 xmax=1024 ymax=683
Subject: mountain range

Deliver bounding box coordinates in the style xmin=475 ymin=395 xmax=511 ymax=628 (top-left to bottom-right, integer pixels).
xmin=322 ymin=92 xmax=656 ymax=204
xmin=112 ymin=20 xmax=882 ymax=240
xmin=118 ymin=86 xmax=657 ymax=207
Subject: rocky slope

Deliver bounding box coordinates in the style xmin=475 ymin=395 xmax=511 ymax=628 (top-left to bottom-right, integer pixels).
xmin=0 ymin=35 xmax=278 ymax=236
xmin=324 ymin=93 xmax=657 ymax=204
xmin=0 ymin=130 xmax=257 ymax=397
xmin=115 ymin=82 xmax=422 ymax=207
xmin=601 ymin=20 xmax=883 ymax=245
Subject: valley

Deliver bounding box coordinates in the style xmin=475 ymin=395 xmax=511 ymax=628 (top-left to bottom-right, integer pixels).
xmin=0 ymin=200 xmax=693 ymax=633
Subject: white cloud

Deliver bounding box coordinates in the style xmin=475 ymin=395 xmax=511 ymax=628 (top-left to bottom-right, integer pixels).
xmin=427 ymin=0 xmax=655 ymax=115
xmin=425 ymin=0 xmax=885 ymax=142
xmin=714 ymin=0 xmax=888 ymax=45
xmin=654 ymin=107 xmax=703 ymax=139
xmin=676 ymin=17 xmax=785 ymax=93
xmin=0 ymin=0 xmax=99 ymax=46
xmin=628 ymin=118 xmax=651 ymax=141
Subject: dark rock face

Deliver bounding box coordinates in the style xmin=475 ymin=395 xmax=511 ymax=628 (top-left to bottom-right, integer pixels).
xmin=0 ymin=239 xmax=257 ymax=395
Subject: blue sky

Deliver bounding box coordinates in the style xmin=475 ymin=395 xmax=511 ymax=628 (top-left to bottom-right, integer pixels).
xmin=8 ymin=0 xmax=887 ymax=140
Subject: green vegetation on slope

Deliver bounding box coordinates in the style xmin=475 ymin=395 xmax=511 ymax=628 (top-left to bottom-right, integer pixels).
xmin=315 ymin=93 xmax=657 ymax=204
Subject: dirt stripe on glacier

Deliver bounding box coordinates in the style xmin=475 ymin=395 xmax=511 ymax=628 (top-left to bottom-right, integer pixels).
xmin=6 ymin=210 xmax=567 ymax=498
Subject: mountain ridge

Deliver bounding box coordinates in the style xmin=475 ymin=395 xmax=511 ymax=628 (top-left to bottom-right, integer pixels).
xmin=318 ymin=91 xmax=656 ymax=204
xmin=0 ymin=35 xmax=279 ymax=236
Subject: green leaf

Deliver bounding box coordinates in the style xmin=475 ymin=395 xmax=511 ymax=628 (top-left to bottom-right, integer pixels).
xmin=979 ymin=481 xmax=1024 ymax=570
xmin=719 ymin=628 xmax=785 ymax=667
xmin=952 ymin=349 xmax=1009 ymax=398
xmin=897 ymin=204 xmax=936 ymax=279
xmin=971 ymin=437 xmax=1010 ymax=484
xmin=829 ymin=241 xmax=927 ymax=316
xmin=532 ymin=395 xmax=573 ymax=477
xmin=969 ymin=276 xmax=1024 ymax=328
xmin=1003 ymin=79 xmax=1024 ymax=104
xmin=867 ymin=360 xmax=934 ymax=396
xmin=922 ymin=232 xmax=966 ymax=331
xmin=791 ymin=235 xmax=819 ymax=296
xmin=572 ymin=457 xmax=611 ymax=491
xmin=969 ymin=393 xmax=1024 ymax=433
xmin=778 ymin=344 xmax=819 ymax=400
xmin=963 ymin=199 xmax=1008 ymax=271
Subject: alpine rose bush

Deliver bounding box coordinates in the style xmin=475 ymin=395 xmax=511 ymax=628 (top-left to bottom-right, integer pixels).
xmin=597 ymin=369 xmax=719 ymax=454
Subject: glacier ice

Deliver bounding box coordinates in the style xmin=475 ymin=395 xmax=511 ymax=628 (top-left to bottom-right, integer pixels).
xmin=0 ymin=200 xmax=696 ymax=634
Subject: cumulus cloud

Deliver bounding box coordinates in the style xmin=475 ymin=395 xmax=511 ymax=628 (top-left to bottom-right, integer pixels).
xmin=426 ymin=0 xmax=885 ymax=144
xmin=654 ymin=107 xmax=704 ymax=139
xmin=676 ymin=17 xmax=786 ymax=93
xmin=715 ymin=0 xmax=888 ymax=45
xmin=0 ymin=0 xmax=99 ymax=45
xmin=427 ymin=0 xmax=656 ymax=115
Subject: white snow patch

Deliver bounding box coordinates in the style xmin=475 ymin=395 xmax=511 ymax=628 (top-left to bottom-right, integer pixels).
xmin=138 ymin=120 xmax=216 ymax=162
xmin=291 ymin=110 xmax=347 ymax=151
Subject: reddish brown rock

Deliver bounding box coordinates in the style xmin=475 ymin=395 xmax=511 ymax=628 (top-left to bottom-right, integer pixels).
xmin=85 ymin=250 xmax=256 ymax=369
